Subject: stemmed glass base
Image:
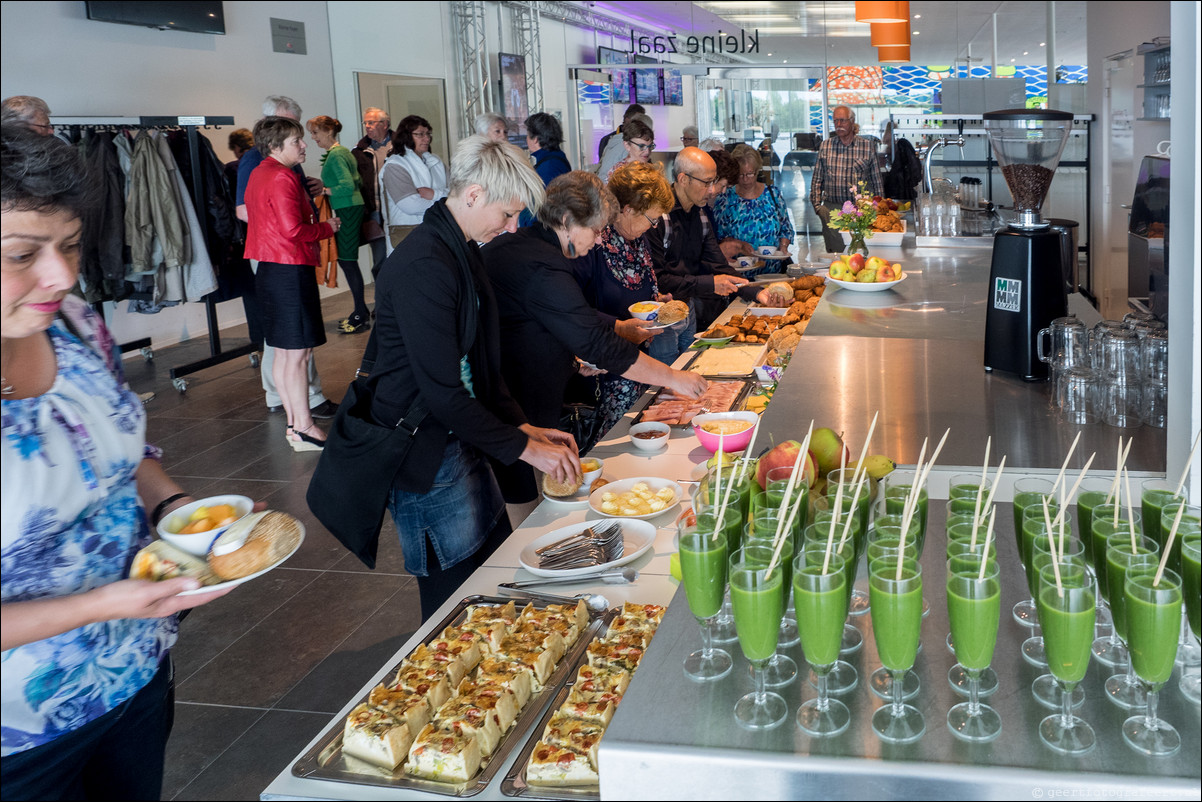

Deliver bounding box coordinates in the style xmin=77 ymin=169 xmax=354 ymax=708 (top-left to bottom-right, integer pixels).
xmin=947 ymin=701 xmax=1002 ymax=743
xmin=949 ymin=665 xmax=998 ymax=698
xmin=762 ymin=653 xmax=798 ymax=688
xmin=797 ymin=697 xmax=851 ymax=737
xmin=1123 ymin=714 xmax=1181 ymax=756
xmin=1013 ymin=598 xmax=1038 ymax=627
xmin=808 ymin=661 xmax=858 ymax=696
xmin=872 ymin=700 xmax=925 ymax=743
xmin=1021 ymin=635 xmax=1049 ymax=668
xmin=869 ymin=666 xmax=920 ymax=701
xmin=684 ymin=648 xmax=732 ymax=682
xmin=1032 ymin=674 xmax=1084 ymax=710
xmin=847 ymin=587 xmax=870 ymax=616
xmin=778 ymin=615 xmax=801 ymax=648
xmin=1105 ymin=670 xmax=1149 ymax=710
xmin=839 ymin=623 xmax=863 ymax=655
xmin=1039 ymin=712 xmax=1096 ymax=754
xmin=735 ymin=688 xmax=788 ymax=730
xmin=1092 ymin=633 xmax=1127 ymax=668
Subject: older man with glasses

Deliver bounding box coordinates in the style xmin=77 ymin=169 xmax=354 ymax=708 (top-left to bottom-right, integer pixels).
xmin=647 ymin=147 xmax=774 ymax=365
xmin=352 ymin=107 xmax=394 ymax=274
xmin=1 ymin=95 xmax=53 ymax=135
xmin=810 ymin=105 xmax=884 ymax=254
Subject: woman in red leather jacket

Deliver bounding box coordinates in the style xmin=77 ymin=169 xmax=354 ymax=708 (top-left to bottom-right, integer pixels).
xmin=244 ymin=116 xmax=340 ymax=451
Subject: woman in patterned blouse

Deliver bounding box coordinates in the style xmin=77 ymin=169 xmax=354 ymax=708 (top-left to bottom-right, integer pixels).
xmin=573 ymin=162 xmax=680 ymax=448
xmin=710 ymin=143 xmax=793 ymax=273
xmin=1 ymin=120 xmax=230 ymax=799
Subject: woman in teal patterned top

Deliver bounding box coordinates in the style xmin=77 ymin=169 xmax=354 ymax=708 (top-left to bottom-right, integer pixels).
xmin=1 ymin=120 xmax=231 ymax=798
xmin=710 ymin=143 xmax=793 ymax=277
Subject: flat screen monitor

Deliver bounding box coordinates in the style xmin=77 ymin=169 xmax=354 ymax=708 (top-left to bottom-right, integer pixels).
xmin=597 ymin=46 xmax=632 ymax=105
xmin=85 ymin=1 xmax=226 ymax=34
xmin=663 ymin=69 xmax=683 ymax=106
xmin=498 ymin=52 xmax=529 ymax=138
xmin=633 ymin=55 xmax=661 ymax=106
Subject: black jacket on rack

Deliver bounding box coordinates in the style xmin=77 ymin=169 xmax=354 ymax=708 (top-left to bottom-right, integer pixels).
xmin=78 ymin=131 xmax=129 ymax=303
xmin=166 ymin=130 xmax=237 ymax=263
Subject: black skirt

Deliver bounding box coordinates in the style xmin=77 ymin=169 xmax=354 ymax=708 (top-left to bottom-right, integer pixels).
xmin=255 ymin=261 xmax=327 ymax=349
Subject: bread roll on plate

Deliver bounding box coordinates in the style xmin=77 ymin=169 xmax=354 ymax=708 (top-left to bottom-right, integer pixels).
xmin=207 ymin=510 xmax=303 ymax=580
xmin=541 ymin=470 xmax=583 ymax=499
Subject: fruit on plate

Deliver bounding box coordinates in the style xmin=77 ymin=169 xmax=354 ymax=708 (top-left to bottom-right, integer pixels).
xmin=177 ymin=504 xmax=239 ymax=534
xmin=847 ymin=253 xmax=866 ymax=274
xmin=856 ymin=268 xmax=877 ymax=283
xmin=828 ymin=259 xmax=850 ymax=281
xmin=865 ymin=256 xmax=889 ymax=273
xmin=754 ymin=440 xmax=818 ymax=490
xmin=809 ymin=428 xmax=851 ymax=479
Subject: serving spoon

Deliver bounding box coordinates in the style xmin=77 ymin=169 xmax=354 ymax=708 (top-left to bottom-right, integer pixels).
xmin=499 ymin=567 xmax=637 ymax=590
xmin=493 ymin=586 xmax=612 ymax=615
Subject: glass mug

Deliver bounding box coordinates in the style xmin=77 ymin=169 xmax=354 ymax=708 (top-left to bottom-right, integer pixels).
xmin=1037 ymin=315 xmax=1090 ymax=371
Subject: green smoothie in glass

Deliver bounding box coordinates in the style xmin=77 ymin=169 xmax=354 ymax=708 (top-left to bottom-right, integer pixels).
xmin=1159 ymin=502 xmax=1199 ymax=575
xmin=1037 ymin=562 xmax=1095 ymax=685
xmin=947 ymin=560 xmax=1001 ymax=671
xmin=1141 ymin=479 xmax=1184 ymax=558
xmin=793 ymin=555 xmax=847 ymax=667
xmin=869 ymin=558 xmax=923 ymax=671
xmin=1124 ymin=565 xmax=1182 ymax=686
xmin=1105 ymin=532 xmax=1159 ymax=641
xmin=1183 ymin=531 xmax=1201 ymax=640
xmin=1074 ymin=481 xmax=1111 ymax=564
xmin=1090 ymin=505 xmax=1140 ymax=603
xmin=679 ymin=530 xmax=729 ymax=618
xmin=730 ymin=562 xmax=784 ymax=661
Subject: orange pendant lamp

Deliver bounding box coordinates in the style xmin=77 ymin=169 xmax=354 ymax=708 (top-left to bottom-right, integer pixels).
xmin=870 ymin=20 xmax=910 ymax=48
xmin=877 ymin=44 xmax=911 ymax=63
xmin=855 ymin=1 xmax=908 ymax=24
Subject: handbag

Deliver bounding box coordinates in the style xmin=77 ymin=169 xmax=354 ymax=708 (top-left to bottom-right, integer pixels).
xmin=361 ymin=216 xmax=385 ymax=243
xmin=305 ymin=338 xmax=428 ymax=569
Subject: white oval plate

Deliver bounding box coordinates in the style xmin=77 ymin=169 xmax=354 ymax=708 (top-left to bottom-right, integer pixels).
xmin=177 ymin=520 xmax=305 ymax=596
xmin=588 ymin=477 xmax=684 ymax=520
xmin=518 ymin=518 xmax=657 ymax=577
xmin=541 ymin=485 xmax=593 ymax=505
xmin=693 ymin=335 xmax=734 ymax=345
xmin=756 ymin=249 xmax=790 ymax=260
xmin=824 ymin=271 xmax=906 ymax=292
xmin=730 ymin=259 xmax=764 ymax=273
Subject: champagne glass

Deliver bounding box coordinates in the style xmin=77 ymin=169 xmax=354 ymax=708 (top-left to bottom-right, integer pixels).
xmin=793 ymin=549 xmax=851 ymax=737
xmin=882 ymin=469 xmax=929 ymax=557
xmin=1105 ymin=532 xmax=1159 ymax=710
xmin=1024 ymin=531 xmax=1083 ymax=668
xmin=1122 ymin=558 xmax=1182 ymax=756
xmin=946 ymin=553 xmax=1003 ymax=742
xmin=1161 ymin=502 xmax=1201 ymax=667
xmin=828 ymin=468 xmax=873 ymax=616
xmin=1076 ymin=477 xmax=1115 ymax=638
xmin=1028 ymin=534 xmax=1085 ymax=709
xmin=869 ymin=555 xmax=925 ymax=743
xmin=1017 ymin=499 xmax=1062 ymax=634
xmin=874 ymin=511 xmax=929 ymax=616
xmin=1012 ymin=477 xmax=1056 ymax=625
xmin=801 ymin=526 xmax=859 ymax=696
xmin=945 ymin=527 xmax=1000 ymax=699
xmin=810 ymin=511 xmax=865 ymax=656
xmin=1036 ymin=556 xmax=1096 ymax=755
xmin=729 ymin=547 xmax=788 ymax=729
xmin=678 ymin=525 xmax=733 ymax=681
xmin=698 ymin=462 xmax=753 ymax=643
xmin=1140 ymin=478 xmax=1184 ymax=558
xmin=1091 ymin=505 xmax=1143 ymax=668
xmin=865 ymin=538 xmax=921 ymax=702
xmin=741 ymin=538 xmax=798 ymax=687
xmin=1179 ymin=530 xmax=1201 ymax=704
xmin=760 ymin=468 xmax=809 ymax=648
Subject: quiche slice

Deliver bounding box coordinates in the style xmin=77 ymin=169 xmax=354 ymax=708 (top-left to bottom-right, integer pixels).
xmin=342 ymin=703 xmax=412 ymax=770
xmin=526 ymin=741 xmax=599 ymax=787
xmin=475 ymin=659 xmax=535 ymax=709
xmin=367 ymin=685 xmax=431 ymax=736
xmin=406 ymin=723 xmax=482 ymax=784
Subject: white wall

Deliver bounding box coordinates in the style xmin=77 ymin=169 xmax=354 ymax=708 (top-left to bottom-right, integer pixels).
xmin=0 ymin=0 xmax=338 ymax=349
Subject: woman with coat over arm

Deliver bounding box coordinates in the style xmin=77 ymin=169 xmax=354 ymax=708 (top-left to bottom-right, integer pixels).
xmin=710 ymin=143 xmax=792 ymax=275
xmin=244 ymin=116 xmax=340 ymax=452
xmin=483 ymin=170 xmax=708 ymax=503
xmin=369 ymin=135 xmax=580 ymax=619
xmin=379 ymin=115 xmax=448 ymax=254
xmin=0 ymin=119 xmax=231 ymax=800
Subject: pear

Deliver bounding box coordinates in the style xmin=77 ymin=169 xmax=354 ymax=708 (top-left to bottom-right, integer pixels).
xmin=857 ymin=268 xmax=878 ymax=283
xmin=808 ymin=427 xmax=850 ymax=478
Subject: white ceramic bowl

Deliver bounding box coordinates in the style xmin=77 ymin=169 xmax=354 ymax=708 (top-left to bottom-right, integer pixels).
xmin=581 ymin=456 xmax=605 ymax=487
xmin=628 ymin=301 xmax=663 ymax=321
xmin=157 ymin=495 xmax=253 ymax=556
xmin=629 ymin=421 xmax=670 ymax=452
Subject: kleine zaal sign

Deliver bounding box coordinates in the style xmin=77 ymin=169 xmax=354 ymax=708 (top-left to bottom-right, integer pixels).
xmin=625 ymin=29 xmax=760 ymax=56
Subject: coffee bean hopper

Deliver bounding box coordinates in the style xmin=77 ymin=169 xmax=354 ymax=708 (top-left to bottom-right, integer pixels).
xmin=982 ymin=109 xmax=1073 ymax=381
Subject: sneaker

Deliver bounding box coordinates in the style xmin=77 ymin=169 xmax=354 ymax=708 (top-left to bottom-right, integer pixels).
xmin=341 ymin=319 xmax=371 ymax=335
xmin=340 ymin=313 xmax=371 ymax=335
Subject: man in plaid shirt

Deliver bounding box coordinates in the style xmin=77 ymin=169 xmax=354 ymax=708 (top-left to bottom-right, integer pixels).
xmin=810 ymin=106 xmax=884 ymax=253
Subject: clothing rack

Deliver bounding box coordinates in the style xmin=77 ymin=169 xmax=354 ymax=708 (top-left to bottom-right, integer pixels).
xmin=50 ymin=115 xmax=258 ymax=393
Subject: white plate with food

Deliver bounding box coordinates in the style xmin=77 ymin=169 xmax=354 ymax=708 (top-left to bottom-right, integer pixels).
xmin=177 ymin=528 xmax=304 ymax=595
xmin=588 ymin=477 xmax=683 ymax=520
xmin=825 ymin=272 xmax=906 ymax=292
xmin=518 ymin=518 xmax=656 ymax=577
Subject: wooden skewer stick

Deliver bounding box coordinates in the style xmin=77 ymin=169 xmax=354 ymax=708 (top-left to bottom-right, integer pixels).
xmin=978 ymin=506 xmax=997 ymax=581
xmin=971 ymin=456 xmax=1006 ymax=549
xmin=1153 ymin=503 xmax=1188 ymax=586
xmin=1172 ymin=431 xmax=1200 ymax=496
xmin=972 ymin=436 xmax=992 ymax=536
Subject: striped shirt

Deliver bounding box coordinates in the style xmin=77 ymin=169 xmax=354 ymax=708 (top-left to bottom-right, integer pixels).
xmin=809 ymin=135 xmax=884 ymax=209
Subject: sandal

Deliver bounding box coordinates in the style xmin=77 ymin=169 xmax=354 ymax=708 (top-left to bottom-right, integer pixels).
xmin=288 ymin=425 xmax=325 ymax=452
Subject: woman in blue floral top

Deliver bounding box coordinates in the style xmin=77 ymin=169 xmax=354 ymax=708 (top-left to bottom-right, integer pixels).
xmin=1 ymin=121 xmax=230 ymax=799
xmin=710 ymin=143 xmax=793 ymax=277
xmin=573 ymin=162 xmax=681 ymax=449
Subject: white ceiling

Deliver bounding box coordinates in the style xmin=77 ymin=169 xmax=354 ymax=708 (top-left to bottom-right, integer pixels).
xmin=594 ymin=1 xmax=1088 ymax=68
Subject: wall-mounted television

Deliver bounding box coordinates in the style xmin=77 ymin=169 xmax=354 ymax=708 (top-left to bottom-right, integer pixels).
xmin=633 ymin=55 xmax=661 ymax=106
xmin=664 ymin=69 xmax=684 ymax=106
xmin=498 ymin=52 xmax=529 ymax=139
xmin=597 ymin=46 xmax=631 ymax=105
xmin=85 ymin=1 xmax=226 ymax=34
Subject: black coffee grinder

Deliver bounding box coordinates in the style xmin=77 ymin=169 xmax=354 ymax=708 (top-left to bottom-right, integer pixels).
xmin=982 ymin=109 xmax=1073 ymax=381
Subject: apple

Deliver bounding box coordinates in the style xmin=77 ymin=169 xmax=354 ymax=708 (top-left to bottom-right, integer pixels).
xmin=809 ymin=427 xmax=851 ymax=478
xmin=828 ymin=261 xmax=850 ymax=281
xmin=847 ymin=253 xmax=866 ymax=274
xmin=866 ymin=256 xmax=889 ymax=273
xmin=755 ymin=440 xmax=818 ymax=490
xmin=877 ymin=264 xmax=897 ymax=282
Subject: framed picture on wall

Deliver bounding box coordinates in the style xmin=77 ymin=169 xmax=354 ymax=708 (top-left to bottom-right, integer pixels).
xmin=633 ymin=54 xmax=661 ymax=106
xmin=598 ymin=46 xmax=632 ymax=105
xmin=664 ymin=69 xmax=683 ymax=106
xmin=498 ymin=52 xmax=529 ymax=137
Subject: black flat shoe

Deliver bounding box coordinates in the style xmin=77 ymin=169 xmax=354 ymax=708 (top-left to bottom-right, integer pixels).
xmin=310 ymin=400 xmax=340 ymax=419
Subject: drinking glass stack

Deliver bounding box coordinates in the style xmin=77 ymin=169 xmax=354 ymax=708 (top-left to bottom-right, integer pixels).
xmin=1038 ymin=315 xmax=1092 ymax=422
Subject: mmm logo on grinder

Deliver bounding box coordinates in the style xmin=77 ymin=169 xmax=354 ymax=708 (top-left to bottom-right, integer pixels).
xmin=994 ymin=278 xmax=1022 ymax=313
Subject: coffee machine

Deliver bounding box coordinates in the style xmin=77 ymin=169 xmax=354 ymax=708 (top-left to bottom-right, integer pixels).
xmin=982 ymin=109 xmax=1073 ymax=381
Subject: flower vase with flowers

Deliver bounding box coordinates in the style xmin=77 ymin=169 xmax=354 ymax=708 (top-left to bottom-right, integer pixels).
xmin=827 ymin=181 xmax=877 ymax=256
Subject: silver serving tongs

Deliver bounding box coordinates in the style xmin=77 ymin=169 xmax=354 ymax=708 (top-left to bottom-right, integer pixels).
xmin=494 ymin=587 xmax=611 ymax=614
xmin=498 ymin=567 xmax=637 ymax=591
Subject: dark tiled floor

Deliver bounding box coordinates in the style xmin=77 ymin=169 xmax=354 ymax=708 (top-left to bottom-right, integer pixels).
xmin=122 ymin=286 xmax=422 ymax=800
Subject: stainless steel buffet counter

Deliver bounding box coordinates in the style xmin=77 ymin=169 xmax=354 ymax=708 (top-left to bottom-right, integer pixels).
xmin=263 ymin=244 xmax=1187 ymax=800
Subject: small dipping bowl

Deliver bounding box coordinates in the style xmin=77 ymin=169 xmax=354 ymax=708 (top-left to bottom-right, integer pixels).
xmin=581 ymin=457 xmax=605 ymax=488
xmin=158 ymin=494 xmax=253 ymax=556
xmin=629 ymin=421 xmax=670 ymax=452
xmin=628 ymin=301 xmax=663 ymax=321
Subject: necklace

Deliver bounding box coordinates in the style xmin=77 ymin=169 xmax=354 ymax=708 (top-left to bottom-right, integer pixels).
xmin=1 ymin=378 xmax=11 ymax=395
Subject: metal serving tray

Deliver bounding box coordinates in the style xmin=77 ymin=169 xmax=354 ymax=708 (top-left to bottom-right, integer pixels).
xmin=499 ymin=680 xmax=600 ymax=801
xmin=291 ymin=595 xmax=612 ymax=797
xmin=631 ymin=378 xmax=754 ymax=426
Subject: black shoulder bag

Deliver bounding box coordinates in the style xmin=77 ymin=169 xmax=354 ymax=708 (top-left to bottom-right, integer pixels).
xmin=305 ymin=332 xmax=428 ymax=569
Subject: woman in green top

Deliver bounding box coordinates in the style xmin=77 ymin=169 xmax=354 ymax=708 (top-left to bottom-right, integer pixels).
xmin=308 ymin=115 xmax=370 ymax=333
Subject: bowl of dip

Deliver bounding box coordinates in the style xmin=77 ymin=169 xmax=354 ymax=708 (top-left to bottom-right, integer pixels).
xmin=629 ymin=421 xmax=670 ymax=452
xmin=691 ymin=412 xmax=758 ymax=453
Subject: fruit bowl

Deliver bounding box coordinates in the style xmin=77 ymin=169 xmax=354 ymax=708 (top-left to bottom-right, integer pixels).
xmin=825 ymin=272 xmax=907 ymax=293
xmin=158 ymin=495 xmax=253 ymax=556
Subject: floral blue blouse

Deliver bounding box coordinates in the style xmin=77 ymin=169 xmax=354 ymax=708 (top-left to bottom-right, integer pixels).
xmin=1 ymin=297 xmax=174 ymax=756
xmin=710 ymin=183 xmax=792 ymax=249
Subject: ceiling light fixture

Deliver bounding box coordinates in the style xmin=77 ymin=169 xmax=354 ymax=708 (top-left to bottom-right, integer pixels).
xmin=877 ymin=44 xmax=910 ymax=63
xmin=855 ymin=1 xmax=908 ymax=24
xmin=870 ymin=20 xmax=910 ymax=47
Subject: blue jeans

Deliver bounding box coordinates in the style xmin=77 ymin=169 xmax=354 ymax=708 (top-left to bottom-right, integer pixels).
xmin=387 ymin=439 xmax=511 ymax=618
xmin=646 ymin=300 xmax=696 ymax=366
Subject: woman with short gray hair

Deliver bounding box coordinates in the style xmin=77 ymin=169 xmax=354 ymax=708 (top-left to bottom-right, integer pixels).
xmin=474 ymin=113 xmax=508 ymax=142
